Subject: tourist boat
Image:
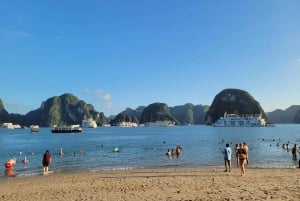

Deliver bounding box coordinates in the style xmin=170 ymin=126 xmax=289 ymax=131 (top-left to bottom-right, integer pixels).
xmin=1 ymin=123 xmax=14 ymax=129
xmin=30 ymin=125 xmax=39 ymax=133
xmin=51 ymin=125 xmax=83 ymax=133
xmin=145 ymin=120 xmax=175 ymax=127
xmin=212 ymin=112 xmax=267 ymax=127
xmin=1 ymin=123 xmax=22 ymax=129
xmin=118 ymin=121 xmax=138 ymax=127
xmin=81 ymin=118 xmax=97 ymax=128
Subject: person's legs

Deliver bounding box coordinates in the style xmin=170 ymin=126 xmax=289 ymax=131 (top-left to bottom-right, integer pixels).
xmin=239 ymin=159 xmax=244 ymax=176
xmin=241 ymin=159 xmax=246 ymax=176
xmin=224 ymin=159 xmax=227 ymax=171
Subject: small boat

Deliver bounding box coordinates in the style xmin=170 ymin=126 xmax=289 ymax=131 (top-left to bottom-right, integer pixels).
xmin=1 ymin=123 xmax=22 ymax=129
xmin=81 ymin=118 xmax=97 ymax=128
xmin=118 ymin=121 xmax=138 ymax=127
xmin=145 ymin=120 xmax=175 ymax=127
xmin=30 ymin=125 xmax=39 ymax=133
xmin=51 ymin=125 xmax=83 ymax=133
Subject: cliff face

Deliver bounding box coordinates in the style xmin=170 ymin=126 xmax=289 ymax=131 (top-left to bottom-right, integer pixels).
xmin=170 ymin=103 xmax=209 ymax=125
xmin=0 ymin=99 xmax=9 ymax=123
xmin=27 ymin=93 xmax=107 ymax=126
xmin=205 ymin=88 xmax=266 ymax=124
xmin=267 ymin=105 xmax=300 ymax=123
xmin=109 ymin=106 xmax=145 ymax=126
xmin=140 ymin=102 xmax=177 ymax=124
xmin=111 ymin=103 xmax=209 ymax=125
xmin=0 ymin=94 xmax=107 ymax=127
xmin=2 ymin=89 xmax=299 ymax=127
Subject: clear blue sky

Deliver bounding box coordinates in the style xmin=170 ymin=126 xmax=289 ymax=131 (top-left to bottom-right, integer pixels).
xmin=1 ymin=1 xmax=299 ymax=116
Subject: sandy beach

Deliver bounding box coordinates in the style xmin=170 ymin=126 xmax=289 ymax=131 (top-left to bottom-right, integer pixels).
xmin=1 ymin=167 xmax=299 ymax=201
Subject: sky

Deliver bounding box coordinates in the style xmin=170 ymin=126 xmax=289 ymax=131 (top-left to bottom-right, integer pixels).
xmin=0 ymin=1 xmax=300 ymax=117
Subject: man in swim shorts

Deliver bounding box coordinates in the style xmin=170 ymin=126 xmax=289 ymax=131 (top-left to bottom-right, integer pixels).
xmin=223 ymin=143 xmax=232 ymax=172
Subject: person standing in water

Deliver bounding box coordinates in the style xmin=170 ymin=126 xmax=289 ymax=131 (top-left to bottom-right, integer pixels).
xmin=42 ymin=150 xmax=52 ymax=173
xmin=292 ymin=144 xmax=298 ymax=161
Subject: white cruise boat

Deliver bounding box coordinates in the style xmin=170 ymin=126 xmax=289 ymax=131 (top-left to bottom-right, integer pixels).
xmin=145 ymin=120 xmax=175 ymax=127
xmin=212 ymin=112 xmax=266 ymax=127
xmin=1 ymin=123 xmax=22 ymax=129
xmin=81 ymin=118 xmax=97 ymax=128
xmin=118 ymin=121 xmax=138 ymax=127
xmin=51 ymin=125 xmax=83 ymax=133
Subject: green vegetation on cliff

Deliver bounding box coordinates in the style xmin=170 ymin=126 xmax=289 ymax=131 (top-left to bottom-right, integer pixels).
xmin=1 ymin=94 xmax=108 ymax=127
xmin=267 ymin=105 xmax=300 ymax=123
xmin=140 ymin=102 xmax=177 ymax=124
xmin=0 ymin=99 xmax=9 ymax=124
xmin=205 ymin=88 xmax=266 ymax=124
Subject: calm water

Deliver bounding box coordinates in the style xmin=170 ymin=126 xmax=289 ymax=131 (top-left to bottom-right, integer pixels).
xmin=1 ymin=124 xmax=300 ymax=177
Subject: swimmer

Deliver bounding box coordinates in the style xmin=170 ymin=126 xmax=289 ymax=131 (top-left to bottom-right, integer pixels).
xmin=176 ymin=145 xmax=183 ymax=155
xmin=166 ymin=149 xmax=172 ymax=156
xmin=22 ymin=156 xmax=29 ymax=164
xmin=59 ymin=148 xmax=64 ymax=156
xmin=74 ymin=149 xmax=84 ymax=156
xmin=4 ymin=158 xmax=16 ymax=170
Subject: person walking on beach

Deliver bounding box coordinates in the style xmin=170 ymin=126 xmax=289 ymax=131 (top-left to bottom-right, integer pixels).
xmin=42 ymin=150 xmax=52 ymax=173
xmin=237 ymin=143 xmax=247 ymax=176
xmin=223 ymin=143 xmax=232 ymax=172
xmin=235 ymin=144 xmax=240 ymax=166
xmin=243 ymin=142 xmax=249 ymax=165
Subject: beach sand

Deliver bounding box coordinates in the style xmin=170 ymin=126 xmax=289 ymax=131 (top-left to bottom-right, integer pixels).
xmin=1 ymin=167 xmax=300 ymax=201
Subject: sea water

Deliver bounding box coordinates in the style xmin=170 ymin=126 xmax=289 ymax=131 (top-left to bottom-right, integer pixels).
xmin=0 ymin=124 xmax=299 ymax=177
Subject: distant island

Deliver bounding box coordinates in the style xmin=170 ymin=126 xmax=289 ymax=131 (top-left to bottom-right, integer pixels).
xmin=1 ymin=89 xmax=299 ymax=127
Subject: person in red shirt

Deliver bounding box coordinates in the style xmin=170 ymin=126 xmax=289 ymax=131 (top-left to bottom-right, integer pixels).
xmin=42 ymin=150 xmax=52 ymax=173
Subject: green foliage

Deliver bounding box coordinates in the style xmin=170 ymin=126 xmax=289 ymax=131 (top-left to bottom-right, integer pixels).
xmin=205 ymin=88 xmax=267 ymax=124
xmin=140 ymin=102 xmax=177 ymax=124
xmin=0 ymin=99 xmax=4 ymax=110
xmin=0 ymin=93 xmax=108 ymax=127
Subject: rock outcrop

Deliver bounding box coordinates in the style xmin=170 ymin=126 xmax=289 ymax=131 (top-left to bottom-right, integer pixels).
xmin=205 ymin=88 xmax=266 ymax=124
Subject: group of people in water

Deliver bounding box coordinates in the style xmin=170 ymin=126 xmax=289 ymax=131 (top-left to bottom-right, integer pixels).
xmin=279 ymin=143 xmax=299 ymax=161
xmin=4 ymin=140 xmax=299 ymax=177
xmin=4 ymin=150 xmax=53 ymax=176
xmin=166 ymin=145 xmax=183 ymax=157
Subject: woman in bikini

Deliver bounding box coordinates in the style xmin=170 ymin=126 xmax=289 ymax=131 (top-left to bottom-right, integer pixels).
xmin=237 ymin=143 xmax=247 ymax=176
